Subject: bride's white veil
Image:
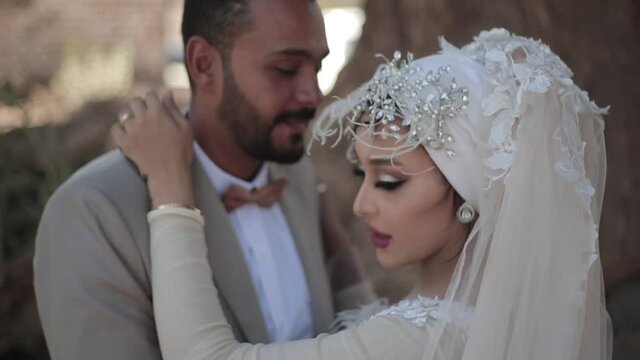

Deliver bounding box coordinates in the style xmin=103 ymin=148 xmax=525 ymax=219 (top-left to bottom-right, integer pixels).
xmin=313 ymin=29 xmax=611 ymax=360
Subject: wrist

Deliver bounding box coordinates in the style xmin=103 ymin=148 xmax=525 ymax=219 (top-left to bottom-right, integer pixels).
xmin=152 ymin=203 xmax=202 ymax=215
xmin=147 ymin=172 xmax=195 ymax=208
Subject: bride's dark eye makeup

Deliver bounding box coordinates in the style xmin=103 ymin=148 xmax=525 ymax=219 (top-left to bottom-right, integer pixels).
xmin=375 ymin=174 xmax=406 ymax=190
xmin=352 ymin=166 xmax=407 ymax=191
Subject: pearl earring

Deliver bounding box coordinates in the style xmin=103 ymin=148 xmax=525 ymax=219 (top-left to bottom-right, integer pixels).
xmin=456 ymin=202 xmax=475 ymax=224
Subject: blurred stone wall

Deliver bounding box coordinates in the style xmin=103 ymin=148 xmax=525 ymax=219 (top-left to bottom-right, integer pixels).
xmin=0 ymin=0 xmax=165 ymax=84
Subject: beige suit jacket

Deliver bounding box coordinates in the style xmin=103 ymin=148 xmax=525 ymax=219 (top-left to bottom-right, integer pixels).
xmin=33 ymin=150 xmax=344 ymax=359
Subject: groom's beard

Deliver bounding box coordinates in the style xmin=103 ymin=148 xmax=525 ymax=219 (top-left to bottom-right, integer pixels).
xmin=218 ymin=70 xmax=315 ymax=164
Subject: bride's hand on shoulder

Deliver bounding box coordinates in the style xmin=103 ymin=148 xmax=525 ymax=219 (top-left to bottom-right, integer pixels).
xmin=112 ymin=89 xmax=195 ymax=208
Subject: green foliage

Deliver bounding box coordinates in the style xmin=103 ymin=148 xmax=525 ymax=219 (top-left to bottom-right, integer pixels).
xmin=0 ymin=81 xmax=25 ymax=107
xmin=0 ymin=125 xmax=85 ymax=269
xmin=0 ymin=93 xmax=117 ymax=360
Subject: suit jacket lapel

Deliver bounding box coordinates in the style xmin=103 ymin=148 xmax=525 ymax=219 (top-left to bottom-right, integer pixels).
xmin=269 ymin=163 xmax=334 ymax=334
xmin=193 ymin=160 xmax=270 ymax=343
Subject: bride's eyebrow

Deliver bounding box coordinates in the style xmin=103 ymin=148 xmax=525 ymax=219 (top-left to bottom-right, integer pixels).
xmin=369 ymin=155 xmax=403 ymax=166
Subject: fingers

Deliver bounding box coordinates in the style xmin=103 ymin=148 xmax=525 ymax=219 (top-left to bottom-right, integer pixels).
xmin=129 ymin=96 xmax=147 ymax=121
xmin=112 ymin=89 xmax=195 ymax=189
xmin=119 ymin=91 xmax=178 ymax=130
xmin=160 ymin=89 xmax=189 ymax=129
xmin=159 ymin=88 xmax=175 ymax=111
xmin=114 ymin=89 xmax=192 ymax=145
xmin=145 ymin=91 xmax=163 ymax=115
xmin=127 ymin=91 xmax=164 ymax=120
xmin=111 ymin=123 xmax=126 ymax=148
xmin=119 ymin=110 xmax=137 ymax=134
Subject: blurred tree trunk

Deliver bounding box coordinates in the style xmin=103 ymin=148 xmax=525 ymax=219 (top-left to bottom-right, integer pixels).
xmin=0 ymin=206 xmax=4 ymax=287
xmin=312 ymin=0 xmax=640 ymax=357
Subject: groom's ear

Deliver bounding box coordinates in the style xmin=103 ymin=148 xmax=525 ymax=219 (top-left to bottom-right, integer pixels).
xmin=185 ymin=36 xmax=224 ymax=95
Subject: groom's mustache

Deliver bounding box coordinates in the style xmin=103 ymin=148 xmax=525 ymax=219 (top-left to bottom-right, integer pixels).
xmin=273 ymin=108 xmax=316 ymax=126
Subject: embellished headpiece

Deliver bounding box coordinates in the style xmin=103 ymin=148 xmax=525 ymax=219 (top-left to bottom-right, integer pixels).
xmin=312 ymin=51 xmax=488 ymax=208
xmin=347 ymin=51 xmax=470 ymax=159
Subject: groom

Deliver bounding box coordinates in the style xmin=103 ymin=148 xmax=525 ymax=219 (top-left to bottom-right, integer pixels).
xmin=34 ymin=0 xmax=373 ymax=358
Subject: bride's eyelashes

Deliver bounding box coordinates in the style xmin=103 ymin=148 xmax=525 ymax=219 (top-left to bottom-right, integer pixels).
xmin=352 ymin=167 xmax=407 ymax=191
xmin=352 ymin=166 xmax=365 ymax=177
xmin=374 ymin=174 xmax=406 ymax=191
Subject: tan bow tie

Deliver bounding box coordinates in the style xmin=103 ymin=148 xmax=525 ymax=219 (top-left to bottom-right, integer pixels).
xmin=221 ymin=179 xmax=287 ymax=212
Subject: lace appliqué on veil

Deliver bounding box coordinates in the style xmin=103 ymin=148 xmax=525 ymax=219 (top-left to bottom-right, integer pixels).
xmin=443 ymin=29 xmax=573 ymax=183
xmin=440 ymin=28 xmax=607 ymax=221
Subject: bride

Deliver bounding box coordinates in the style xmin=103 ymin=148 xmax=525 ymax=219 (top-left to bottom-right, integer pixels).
xmin=112 ymin=29 xmax=611 ymax=359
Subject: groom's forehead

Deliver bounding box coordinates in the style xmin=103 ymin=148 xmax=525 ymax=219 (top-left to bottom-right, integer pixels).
xmin=242 ymin=0 xmax=327 ymax=54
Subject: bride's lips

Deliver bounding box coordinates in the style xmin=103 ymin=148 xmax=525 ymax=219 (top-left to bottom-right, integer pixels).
xmin=368 ymin=226 xmax=392 ymax=249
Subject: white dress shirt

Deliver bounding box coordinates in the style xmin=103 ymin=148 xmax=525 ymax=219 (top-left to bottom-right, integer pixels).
xmin=194 ymin=143 xmax=314 ymax=342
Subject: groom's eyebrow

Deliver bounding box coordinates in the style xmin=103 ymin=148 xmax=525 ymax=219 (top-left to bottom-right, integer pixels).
xmin=270 ymin=48 xmax=330 ymax=67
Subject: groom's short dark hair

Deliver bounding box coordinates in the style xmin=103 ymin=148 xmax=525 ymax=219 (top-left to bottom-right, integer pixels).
xmin=181 ymin=0 xmax=255 ymax=57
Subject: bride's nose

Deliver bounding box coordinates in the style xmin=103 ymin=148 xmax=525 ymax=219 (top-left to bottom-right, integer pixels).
xmin=353 ymin=183 xmax=377 ymax=218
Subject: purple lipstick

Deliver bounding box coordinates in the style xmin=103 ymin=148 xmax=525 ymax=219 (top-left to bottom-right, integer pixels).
xmin=368 ymin=226 xmax=392 ymax=249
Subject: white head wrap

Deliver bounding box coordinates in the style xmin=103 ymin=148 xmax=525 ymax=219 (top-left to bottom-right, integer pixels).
xmin=313 ymin=28 xmax=611 ymax=360
xmin=413 ymin=54 xmax=487 ymax=210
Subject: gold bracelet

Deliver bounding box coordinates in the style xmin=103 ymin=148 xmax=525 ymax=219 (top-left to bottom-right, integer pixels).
xmin=153 ymin=203 xmax=202 ymax=215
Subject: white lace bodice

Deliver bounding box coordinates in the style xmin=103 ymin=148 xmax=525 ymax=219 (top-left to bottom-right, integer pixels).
xmin=373 ymin=296 xmax=447 ymax=327
xmin=330 ymin=296 xmax=472 ymax=334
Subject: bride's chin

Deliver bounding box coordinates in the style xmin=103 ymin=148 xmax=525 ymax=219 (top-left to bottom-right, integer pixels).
xmin=375 ymin=251 xmax=405 ymax=269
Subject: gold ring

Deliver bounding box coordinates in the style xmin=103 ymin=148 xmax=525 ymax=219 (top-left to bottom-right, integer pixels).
xmin=118 ymin=111 xmax=132 ymax=125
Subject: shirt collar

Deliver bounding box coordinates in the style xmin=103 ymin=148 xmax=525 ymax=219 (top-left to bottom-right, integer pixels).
xmin=194 ymin=142 xmax=269 ymax=197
